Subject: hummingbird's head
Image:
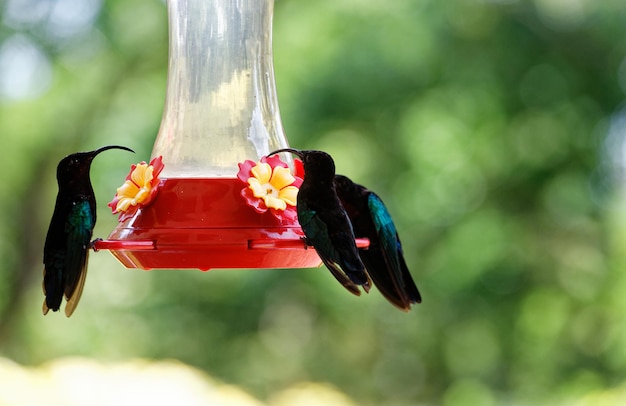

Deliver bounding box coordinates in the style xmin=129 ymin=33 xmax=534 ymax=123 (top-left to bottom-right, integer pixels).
xmin=57 ymin=145 xmax=134 ymax=187
xmin=268 ymin=148 xmax=336 ymax=181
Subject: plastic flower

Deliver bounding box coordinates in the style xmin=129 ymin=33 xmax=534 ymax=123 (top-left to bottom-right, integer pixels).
xmin=109 ymin=156 xmax=164 ymax=222
xmin=237 ymin=155 xmax=302 ymax=222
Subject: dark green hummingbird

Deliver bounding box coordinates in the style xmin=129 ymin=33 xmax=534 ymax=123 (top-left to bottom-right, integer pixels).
xmin=43 ymin=145 xmax=134 ymax=317
xmin=334 ymin=175 xmax=421 ymax=311
xmin=269 ymin=148 xmax=371 ymax=296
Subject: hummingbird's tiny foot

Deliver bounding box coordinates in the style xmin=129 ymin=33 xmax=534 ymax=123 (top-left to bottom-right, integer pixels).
xmin=89 ymin=238 xmax=103 ymax=252
xmin=301 ymin=237 xmax=313 ymax=250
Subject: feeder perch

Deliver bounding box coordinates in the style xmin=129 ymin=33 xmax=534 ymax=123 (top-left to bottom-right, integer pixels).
xmin=94 ymin=0 xmax=338 ymax=270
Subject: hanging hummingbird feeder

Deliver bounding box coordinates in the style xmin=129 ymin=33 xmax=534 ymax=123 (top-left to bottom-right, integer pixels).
xmin=93 ymin=0 xmax=328 ymax=270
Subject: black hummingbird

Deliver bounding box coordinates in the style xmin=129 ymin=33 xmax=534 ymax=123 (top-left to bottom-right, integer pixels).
xmin=334 ymin=175 xmax=421 ymax=311
xmin=43 ymin=145 xmax=134 ymax=317
xmin=269 ymin=148 xmax=371 ymax=295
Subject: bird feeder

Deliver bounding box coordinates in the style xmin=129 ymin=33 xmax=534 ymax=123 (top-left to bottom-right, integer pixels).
xmin=95 ymin=0 xmax=324 ymax=270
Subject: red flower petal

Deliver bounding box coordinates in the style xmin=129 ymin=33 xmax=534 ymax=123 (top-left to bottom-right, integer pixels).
xmin=150 ymin=155 xmax=164 ymax=175
xmin=272 ymin=206 xmax=298 ymax=222
xmin=149 ymin=156 xmax=164 ymax=187
xmin=117 ymin=205 xmax=139 ymax=223
xmin=294 ymin=159 xmax=305 ymax=179
xmin=146 ymin=179 xmax=163 ymax=204
xmin=107 ymin=196 xmax=119 ymax=214
xmin=237 ymin=160 xmax=257 ymax=184
xmin=262 ymin=154 xmax=288 ymax=169
xmin=240 ymin=187 xmax=268 ymax=214
xmin=292 ymin=176 xmax=303 ymax=188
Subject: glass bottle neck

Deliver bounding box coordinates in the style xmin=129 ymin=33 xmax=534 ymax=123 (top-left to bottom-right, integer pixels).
xmin=152 ymin=0 xmax=290 ymax=178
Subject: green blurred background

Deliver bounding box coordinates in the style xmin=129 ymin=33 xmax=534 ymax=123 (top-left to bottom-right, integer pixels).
xmin=1 ymin=0 xmax=626 ymax=404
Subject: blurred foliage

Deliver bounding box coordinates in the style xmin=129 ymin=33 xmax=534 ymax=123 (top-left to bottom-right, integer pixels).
xmin=1 ymin=0 xmax=626 ymax=405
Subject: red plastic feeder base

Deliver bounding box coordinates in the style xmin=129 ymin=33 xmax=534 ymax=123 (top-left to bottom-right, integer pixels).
xmin=100 ymin=177 xmax=324 ymax=271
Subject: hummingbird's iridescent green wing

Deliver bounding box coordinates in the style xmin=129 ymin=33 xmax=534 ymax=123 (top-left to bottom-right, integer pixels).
xmin=368 ymin=193 xmax=421 ymax=306
xmin=43 ymin=198 xmax=73 ymax=315
xmin=367 ymin=194 xmax=401 ymax=276
xmin=298 ymin=201 xmax=363 ymax=296
xmin=62 ymin=198 xmax=94 ymax=316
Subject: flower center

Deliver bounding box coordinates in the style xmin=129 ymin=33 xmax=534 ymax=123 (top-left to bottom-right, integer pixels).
xmin=264 ymin=184 xmax=278 ymax=198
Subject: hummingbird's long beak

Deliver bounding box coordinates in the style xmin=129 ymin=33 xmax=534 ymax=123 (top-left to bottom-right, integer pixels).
xmin=90 ymin=145 xmax=135 ymax=157
xmin=268 ymin=148 xmax=303 ymax=159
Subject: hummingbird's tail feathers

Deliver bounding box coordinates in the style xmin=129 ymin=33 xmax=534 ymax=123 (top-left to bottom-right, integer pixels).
xmin=399 ymin=253 xmax=422 ymax=304
xmin=42 ymin=264 xmax=63 ymax=315
xmin=322 ymin=259 xmax=363 ymax=296
xmin=64 ymin=256 xmax=88 ymax=317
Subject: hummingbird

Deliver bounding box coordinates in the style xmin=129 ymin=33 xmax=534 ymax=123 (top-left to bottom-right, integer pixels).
xmin=334 ymin=174 xmax=421 ymax=311
xmin=43 ymin=145 xmax=134 ymax=317
xmin=268 ymin=148 xmax=371 ymax=296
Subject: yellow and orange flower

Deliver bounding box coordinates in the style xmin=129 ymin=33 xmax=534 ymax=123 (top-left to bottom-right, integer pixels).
xmin=109 ymin=156 xmax=164 ymax=222
xmin=237 ymin=155 xmax=302 ymax=221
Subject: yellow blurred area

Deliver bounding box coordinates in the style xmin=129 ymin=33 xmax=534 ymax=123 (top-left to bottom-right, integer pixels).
xmin=0 ymin=357 xmax=355 ymax=406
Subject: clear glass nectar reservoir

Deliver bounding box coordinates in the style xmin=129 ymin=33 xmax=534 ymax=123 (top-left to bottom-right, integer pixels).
xmin=152 ymin=0 xmax=290 ymax=178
